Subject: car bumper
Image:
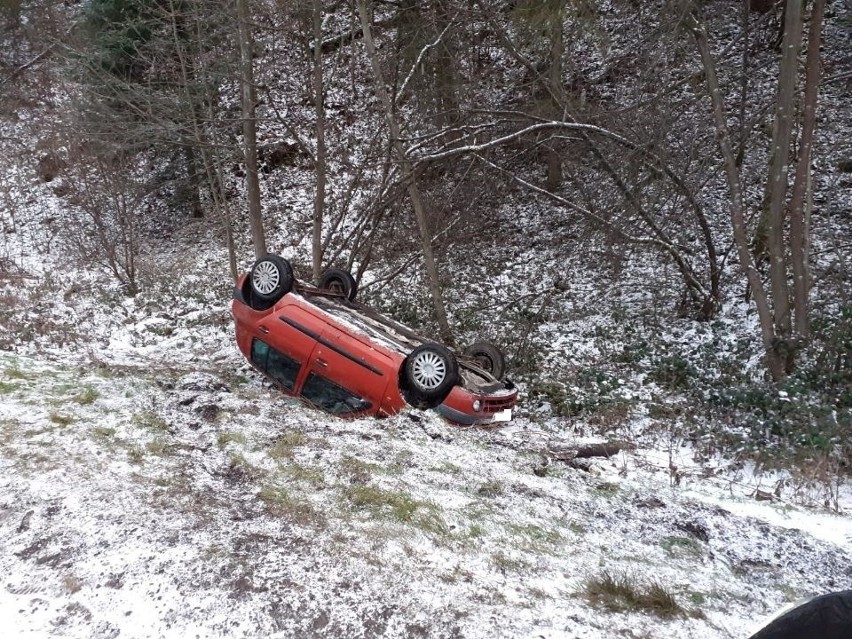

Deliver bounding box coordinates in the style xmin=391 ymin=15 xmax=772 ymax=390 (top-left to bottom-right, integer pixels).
xmin=435 ymin=404 xmax=513 ymax=426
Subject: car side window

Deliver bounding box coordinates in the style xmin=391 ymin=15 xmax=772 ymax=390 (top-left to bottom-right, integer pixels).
xmin=251 ymin=338 xmax=300 ymax=391
xmin=300 ymin=372 xmax=372 ymax=415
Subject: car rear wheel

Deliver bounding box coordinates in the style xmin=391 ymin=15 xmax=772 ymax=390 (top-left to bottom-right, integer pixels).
xmin=465 ymin=342 xmax=506 ymax=380
xmin=401 ymin=344 xmax=458 ymax=409
xmin=318 ymin=268 xmax=357 ymax=301
xmin=249 ymin=254 xmax=293 ymax=305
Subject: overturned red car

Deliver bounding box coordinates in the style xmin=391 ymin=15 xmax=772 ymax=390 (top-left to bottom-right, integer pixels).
xmin=231 ymin=254 xmax=517 ymax=425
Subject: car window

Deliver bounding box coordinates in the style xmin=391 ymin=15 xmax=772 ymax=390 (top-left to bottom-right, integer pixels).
xmin=250 ymin=338 xmax=270 ymax=367
xmin=300 ymin=372 xmax=372 ymax=415
xmin=251 ymin=338 xmax=300 ymax=391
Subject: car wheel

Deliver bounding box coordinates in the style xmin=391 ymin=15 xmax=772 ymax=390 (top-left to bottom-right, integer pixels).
xmin=318 ymin=268 xmax=357 ymax=301
xmin=401 ymin=344 xmax=458 ymax=409
xmin=465 ymin=342 xmax=506 ymax=380
xmin=249 ymin=254 xmax=293 ymax=304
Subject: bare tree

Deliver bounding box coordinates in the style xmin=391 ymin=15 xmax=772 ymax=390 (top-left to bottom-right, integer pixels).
xmin=356 ymin=0 xmax=454 ymax=344
xmin=311 ymin=0 xmax=327 ymax=282
xmin=237 ymin=0 xmax=267 ymax=258
xmin=61 ymin=149 xmax=145 ymax=295
xmin=690 ymin=0 xmax=826 ymax=380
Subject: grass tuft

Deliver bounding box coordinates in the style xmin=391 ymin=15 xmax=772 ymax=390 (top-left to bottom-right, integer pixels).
xmin=583 ymin=570 xmax=683 ymax=618
xmin=74 ymin=386 xmax=100 ymax=405
xmin=217 ymin=431 xmax=247 ymax=448
xmin=132 ymin=411 xmax=169 ymax=433
xmin=49 ymin=412 xmax=74 ymax=426
xmin=258 ymin=485 xmax=324 ymax=527
xmin=477 ymin=480 xmax=503 ymax=498
xmin=344 ymin=485 xmax=447 ymax=534
xmin=0 ymin=381 xmax=20 ymax=394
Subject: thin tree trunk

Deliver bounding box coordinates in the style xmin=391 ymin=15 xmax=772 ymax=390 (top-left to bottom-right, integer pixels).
xmin=545 ymin=10 xmax=563 ymax=192
xmin=237 ymin=0 xmax=266 ymax=258
xmin=171 ymin=0 xmax=236 ymax=281
xmin=788 ymin=0 xmax=824 ymax=340
xmin=692 ymin=14 xmax=786 ymax=381
xmin=312 ymin=0 xmax=327 ymax=283
xmin=184 ymin=146 xmax=203 ymax=218
xmin=765 ymin=0 xmax=802 ymax=349
xmin=356 ymin=0 xmax=454 ymax=345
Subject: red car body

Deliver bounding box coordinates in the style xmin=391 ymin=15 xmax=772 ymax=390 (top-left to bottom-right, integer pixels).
xmin=231 ymin=271 xmax=517 ymax=425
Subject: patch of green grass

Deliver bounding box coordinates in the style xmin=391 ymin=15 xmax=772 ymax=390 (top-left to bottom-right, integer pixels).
xmin=268 ymin=431 xmax=329 ymax=459
xmin=127 ymin=445 xmax=146 ymax=465
xmin=49 ymin=412 xmax=74 ymax=426
xmin=132 ymin=411 xmax=169 ymax=433
xmin=339 ymin=454 xmax=381 ymax=476
xmin=0 ymin=381 xmax=21 ymax=394
xmin=146 ymin=437 xmax=169 ymax=456
xmin=583 ymin=570 xmax=683 ymax=618
xmin=343 ymin=485 xmax=447 ymax=534
xmin=492 ymin=550 xmax=530 ymax=573
xmin=468 ymin=524 xmax=485 ymax=539
xmin=431 ymin=461 xmax=462 ymax=475
xmin=3 ymin=365 xmax=32 ymax=380
xmin=661 ymin=536 xmax=702 ymax=558
xmin=74 ymin=386 xmax=99 ymax=405
xmin=217 ymin=431 xmax=247 ymax=448
xmin=506 ymin=522 xmax=563 ymax=551
xmin=258 ymin=485 xmax=324 ymax=527
xmin=346 ymin=485 xmax=419 ymax=521
xmin=92 ymin=426 xmax=116 ymax=439
xmin=0 ymin=418 xmax=18 ymax=448
xmin=593 ymin=482 xmax=620 ymax=498
xmin=282 ymin=462 xmax=325 ymax=487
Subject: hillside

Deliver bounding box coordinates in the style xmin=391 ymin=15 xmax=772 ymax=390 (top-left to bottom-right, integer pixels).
xmin=1 ymin=0 xmax=851 ymax=637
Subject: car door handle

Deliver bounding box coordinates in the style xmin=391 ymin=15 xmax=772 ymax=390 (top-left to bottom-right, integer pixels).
xmin=258 ymin=325 xmax=269 ymax=334
xmin=315 ymin=358 xmax=328 ymax=368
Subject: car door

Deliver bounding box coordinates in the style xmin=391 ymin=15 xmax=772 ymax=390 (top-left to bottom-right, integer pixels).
xmin=252 ymin=303 xmax=324 ymax=394
xmin=303 ymin=325 xmax=392 ymax=415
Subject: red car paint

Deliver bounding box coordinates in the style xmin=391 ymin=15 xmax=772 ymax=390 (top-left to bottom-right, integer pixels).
xmin=231 ymin=274 xmax=517 ymax=425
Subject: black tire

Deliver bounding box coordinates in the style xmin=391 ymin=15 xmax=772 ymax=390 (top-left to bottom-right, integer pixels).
xmin=318 ymin=268 xmax=357 ymax=301
xmin=249 ymin=255 xmax=293 ymax=304
xmin=400 ymin=344 xmax=458 ymax=409
xmin=465 ymin=342 xmax=506 ymax=380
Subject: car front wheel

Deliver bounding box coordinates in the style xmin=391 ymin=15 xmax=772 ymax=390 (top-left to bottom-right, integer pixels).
xmin=249 ymin=254 xmax=294 ymax=305
xmin=401 ymin=344 xmax=458 ymax=409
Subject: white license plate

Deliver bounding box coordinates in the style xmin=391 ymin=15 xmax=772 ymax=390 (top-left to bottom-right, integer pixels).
xmin=491 ymin=409 xmax=512 ymax=423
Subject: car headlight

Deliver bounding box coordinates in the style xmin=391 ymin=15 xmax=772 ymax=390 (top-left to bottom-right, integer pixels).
xmin=472 ymin=399 xmax=482 ymax=412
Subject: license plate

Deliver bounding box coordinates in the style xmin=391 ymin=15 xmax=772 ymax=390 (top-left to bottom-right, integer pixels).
xmin=491 ymin=409 xmax=512 ymax=423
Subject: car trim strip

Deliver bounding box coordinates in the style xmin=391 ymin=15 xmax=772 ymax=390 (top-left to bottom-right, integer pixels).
xmin=279 ymin=317 xmax=385 ymax=377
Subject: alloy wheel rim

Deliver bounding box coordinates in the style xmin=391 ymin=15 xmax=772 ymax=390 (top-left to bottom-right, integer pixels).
xmin=411 ymin=351 xmax=447 ymax=390
xmin=252 ymin=261 xmax=280 ymax=295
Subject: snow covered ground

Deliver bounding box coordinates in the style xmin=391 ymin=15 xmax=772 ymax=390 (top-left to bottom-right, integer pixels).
xmin=1 ymin=242 xmax=851 ymax=638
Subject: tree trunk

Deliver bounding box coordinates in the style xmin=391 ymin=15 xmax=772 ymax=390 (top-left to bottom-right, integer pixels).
xmin=765 ymin=0 xmax=802 ymax=361
xmin=237 ymin=0 xmax=267 ymax=258
xmin=545 ymin=10 xmax=563 ymax=192
xmin=356 ymin=0 xmax=454 ymax=345
xmin=788 ymin=0 xmax=824 ymax=341
xmin=183 ymin=146 xmax=203 ymax=218
xmin=312 ymin=0 xmax=327 ymax=283
xmin=692 ymin=14 xmax=786 ymax=381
